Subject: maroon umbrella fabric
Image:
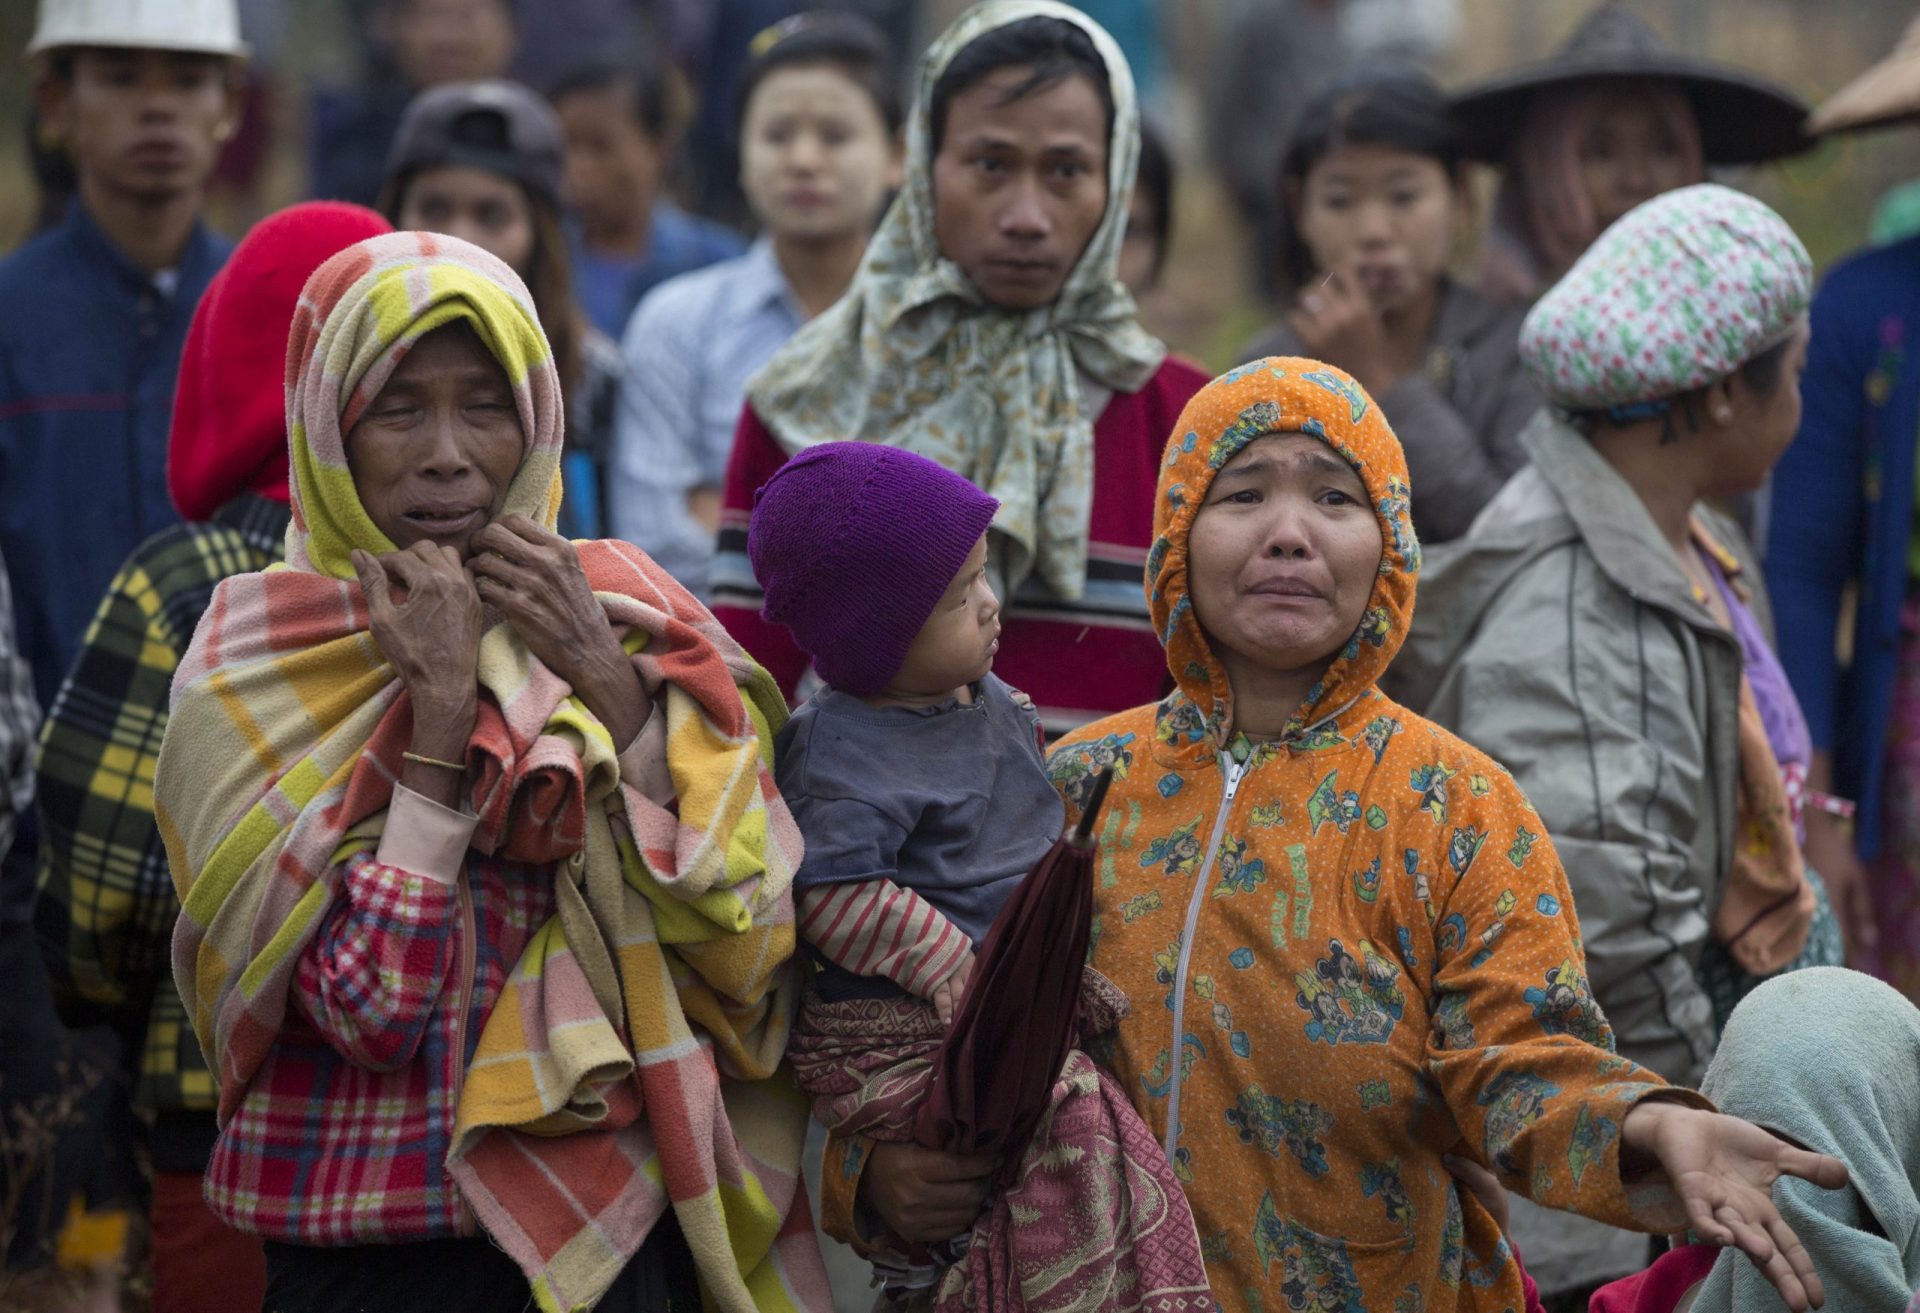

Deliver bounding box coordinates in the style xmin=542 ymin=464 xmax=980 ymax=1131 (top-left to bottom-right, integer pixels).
xmin=911 ymin=769 xmax=1115 ymax=1168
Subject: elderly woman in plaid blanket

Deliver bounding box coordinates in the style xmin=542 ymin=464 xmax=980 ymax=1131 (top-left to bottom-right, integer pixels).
xmin=153 ymin=231 xmax=832 ymax=1313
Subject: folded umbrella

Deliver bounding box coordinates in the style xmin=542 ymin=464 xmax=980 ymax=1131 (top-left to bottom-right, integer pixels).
xmin=911 ymin=768 xmax=1115 ymax=1169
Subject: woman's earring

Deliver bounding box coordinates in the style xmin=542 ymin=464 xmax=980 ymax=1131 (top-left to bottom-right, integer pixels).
xmin=1713 ymin=405 xmax=1733 ymax=424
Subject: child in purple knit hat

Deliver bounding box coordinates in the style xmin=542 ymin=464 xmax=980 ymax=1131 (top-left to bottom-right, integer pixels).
xmin=750 ymin=440 xmax=1064 ymax=1022
xmin=754 ymin=442 xmax=1205 ymax=1309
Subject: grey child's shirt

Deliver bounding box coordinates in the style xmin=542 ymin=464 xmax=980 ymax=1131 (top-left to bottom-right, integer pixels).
xmin=774 ymin=674 xmax=1064 ymax=1001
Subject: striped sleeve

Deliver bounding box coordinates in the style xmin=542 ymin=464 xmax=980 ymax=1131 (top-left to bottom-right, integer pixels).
xmin=798 ymin=879 xmax=971 ymax=998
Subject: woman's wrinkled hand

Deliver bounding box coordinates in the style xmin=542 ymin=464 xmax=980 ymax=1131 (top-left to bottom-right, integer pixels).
xmin=860 ymin=1141 xmax=998 ymax=1245
xmin=469 ymin=515 xmax=652 ymax=745
xmin=352 ymin=544 xmax=483 ymax=714
xmin=1619 ymin=1100 xmax=1849 ymax=1311
xmin=470 ymin=515 xmax=618 ymax=684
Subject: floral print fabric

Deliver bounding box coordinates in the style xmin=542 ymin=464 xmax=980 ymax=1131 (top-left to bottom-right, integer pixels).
xmin=1048 ymin=357 xmax=1701 ymax=1312
xmin=1518 ymin=183 xmax=1811 ymax=411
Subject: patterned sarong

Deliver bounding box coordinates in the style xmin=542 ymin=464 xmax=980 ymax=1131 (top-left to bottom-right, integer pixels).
xmin=789 ymin=973 xmax=1213 ymax=1313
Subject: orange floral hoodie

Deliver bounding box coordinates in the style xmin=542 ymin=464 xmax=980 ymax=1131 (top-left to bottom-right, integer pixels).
xmin=1047 ymin=359 xmax=1702 ymax=1313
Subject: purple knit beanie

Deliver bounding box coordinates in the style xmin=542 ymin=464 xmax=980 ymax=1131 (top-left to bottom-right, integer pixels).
xmin=749 ymin=442 xmax=1000 ymax=696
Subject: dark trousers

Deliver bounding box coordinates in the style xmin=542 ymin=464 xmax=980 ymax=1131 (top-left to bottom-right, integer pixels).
xmin=151 ymin=1169 xmax=267 ymax=1313
xmin=263 ymin=1214 xmax=699 ymax=1313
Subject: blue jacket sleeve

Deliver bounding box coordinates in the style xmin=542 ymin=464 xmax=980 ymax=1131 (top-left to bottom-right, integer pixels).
xmin=1767 ymin=266 xmax=1874 ymax=752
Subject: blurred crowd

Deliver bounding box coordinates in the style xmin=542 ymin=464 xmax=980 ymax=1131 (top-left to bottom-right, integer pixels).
xmin=6 ymin=0 xmax=1920 ymax=1311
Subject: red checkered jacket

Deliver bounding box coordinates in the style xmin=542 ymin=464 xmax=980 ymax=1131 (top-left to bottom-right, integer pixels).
xmin=202 ymin=848 xmax=553 ymax=1243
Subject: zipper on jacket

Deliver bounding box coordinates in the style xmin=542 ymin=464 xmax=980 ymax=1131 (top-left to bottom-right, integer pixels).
xmin=1163 ymin=751 xmax=1250 ymax=1165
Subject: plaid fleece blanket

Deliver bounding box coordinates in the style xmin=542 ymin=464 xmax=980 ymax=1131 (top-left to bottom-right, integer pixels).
xmin=788 ymin=973 xmax=1213 ymax=1313
xmin=155 ymin=232 xmax=828 ymax=1313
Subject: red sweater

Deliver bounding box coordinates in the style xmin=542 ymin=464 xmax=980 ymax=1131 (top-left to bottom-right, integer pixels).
xmin=204 ymin=850 xmax=553 ymax=1244
xmin=1588 ymin=1245 xmax=1718 ymax=1313
xmin=711 ymin=356 xmax=1210 ymax=734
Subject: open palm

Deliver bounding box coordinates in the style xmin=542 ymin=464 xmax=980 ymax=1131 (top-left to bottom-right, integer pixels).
xmin=1621 ymin=1101 xmax=1850 ymax=1310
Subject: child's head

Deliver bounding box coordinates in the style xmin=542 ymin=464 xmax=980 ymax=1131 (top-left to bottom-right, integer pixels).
xmin=735 ymin=12 xmax=902 ymax=245
xmin=29 ymin=0 xmax=248 ymax=210
xmin=749 ymin=443 xmax=1001 ymax=698
xmin=548 ymin=58 xmax=675 ymax=238
xmin=1276 ymin=62 xmax=1468 ymax=314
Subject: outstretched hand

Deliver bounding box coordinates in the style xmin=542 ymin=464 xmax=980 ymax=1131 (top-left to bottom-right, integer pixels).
xmin=1620 ymin=1100 xmax=1849 ymax=1310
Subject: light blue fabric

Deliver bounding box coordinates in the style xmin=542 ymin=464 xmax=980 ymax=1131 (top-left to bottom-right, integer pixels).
xmin=608 ymin=240 xmax=804 ymax=597
xmin=1693 ymin=967 xmax=1920 ymax=1312
xmin=569 ymin=203 xmax=747 ymax=340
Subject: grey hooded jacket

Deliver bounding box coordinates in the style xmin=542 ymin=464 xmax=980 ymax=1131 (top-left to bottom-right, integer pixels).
xmin=1391 ymin=410 xmax=1758 ymax=1291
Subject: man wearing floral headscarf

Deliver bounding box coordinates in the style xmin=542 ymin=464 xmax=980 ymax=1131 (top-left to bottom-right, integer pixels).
xmin=710 ymin=0 xmax=1208 ymax=737
xmin=1396 ymin=183 xmax=1848 ymax=1300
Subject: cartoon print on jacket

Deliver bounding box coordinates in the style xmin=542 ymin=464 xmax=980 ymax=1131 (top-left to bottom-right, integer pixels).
xmin=1479 ymin=1072 xmax=1562 ymax=1174
xmin=1567 ymin=1104 xmax=1622 ymax=1189
xmin=1142 ymin=816 xmax=1206 ymax=878
xmin=1525 ymin=959 xmax=1610 ymax=1046
xmin=1225 ymin=1084 xmax=1334 ymax=1176
xmin=1254 ymin=1195 xmax=1367 ymax=1313
xmin=1044 ymin=358 xmax=1698 ymax=1312
xmin=1297 ymin=939 xmax=1407 ymax=1045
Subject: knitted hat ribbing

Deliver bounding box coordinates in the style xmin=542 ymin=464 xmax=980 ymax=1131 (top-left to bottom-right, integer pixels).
xmin=749 ymin=443 xmax=999 ymax=695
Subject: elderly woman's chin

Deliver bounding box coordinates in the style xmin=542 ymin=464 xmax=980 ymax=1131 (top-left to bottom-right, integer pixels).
xmin=383 ymin=506 xmax=500 ymax=558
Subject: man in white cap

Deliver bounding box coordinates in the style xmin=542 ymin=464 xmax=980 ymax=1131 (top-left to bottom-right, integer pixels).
xmin=0 ymin=0 xmax=243 ymax=1302
xmin=0 ymin=0 xmax=244 ymax=710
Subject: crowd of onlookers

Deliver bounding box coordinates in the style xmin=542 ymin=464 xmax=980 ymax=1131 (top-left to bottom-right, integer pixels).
xmin=8 ymin=0 xmax=1920 ymax=1310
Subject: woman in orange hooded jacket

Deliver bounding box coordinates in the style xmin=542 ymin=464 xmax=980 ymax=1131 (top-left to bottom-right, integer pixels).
xmin=834 ymin=357 xmax=1849 ymax=1311
xmin=1032 ymin=358 xmax=1844 ymax=1311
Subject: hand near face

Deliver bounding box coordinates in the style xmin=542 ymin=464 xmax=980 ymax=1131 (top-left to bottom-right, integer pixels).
xmin=1287 ymin=265 xmax=1397 ymax=397
xmin=352 ymin=543 xmax=484 ymax=714
xmin=1619 ymin=1100 xmax=1849 ymax=1311
xmin=469 ymin=516 xmax=652 ymax=745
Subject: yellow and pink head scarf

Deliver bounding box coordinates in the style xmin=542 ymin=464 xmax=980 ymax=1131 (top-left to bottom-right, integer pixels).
xmin=283 ymin=229 xmax=564 ymax=577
